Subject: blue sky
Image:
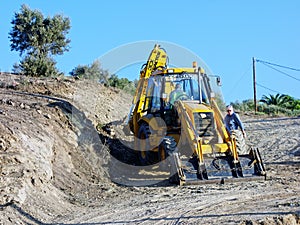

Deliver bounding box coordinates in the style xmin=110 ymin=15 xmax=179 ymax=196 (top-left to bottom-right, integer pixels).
xmin=1 ymin=1 xmax=299 ymax=104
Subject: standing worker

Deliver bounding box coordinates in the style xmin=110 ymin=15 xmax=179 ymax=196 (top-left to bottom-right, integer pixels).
xmin=224 ymin=105 xmax=246 ymax=138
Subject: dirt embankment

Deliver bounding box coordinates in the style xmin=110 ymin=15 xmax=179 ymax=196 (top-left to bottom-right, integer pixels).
xmin=0 ymin=74 xmax=299 ymax=225
xmin=0 ymin=74 xmax=131 ymax=224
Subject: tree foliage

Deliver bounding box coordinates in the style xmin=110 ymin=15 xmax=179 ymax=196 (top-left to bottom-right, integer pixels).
xmin=231 ymin=93 xmax=300 ymax=116
xmin=20 ymin=54 xmax=59 ymax=77
xmin=214 ymin=93 xmax=226 ymax=111
xmin=70 ymin=60 xmax=110 ymax=83
xmin=108 ymin=75 xmax=136 ymax=94
xmin=259 ymin=93 xmax=291 ymax=106
xmin=70 ymin=60 xmax=137 ymax=94
xmin=231 ymin=99 xmax=254 ymax=112
xmin=9 ymin=4 xmax=71 ymax=76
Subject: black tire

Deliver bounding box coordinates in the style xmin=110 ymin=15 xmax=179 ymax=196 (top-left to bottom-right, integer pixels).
xmin=197 ymin=162 xmax=208 ymax=180
xmin=159 ymin=136 xmax=177 ymax=158
xmin=231 ymin=130 xmax=248 ymax=155
xmin=169 ymin=153 xmax=181 ymax=184
xmin=137 ymin=123 xmax=152 ymax=165
xmin=159 ymin=137 xmax=180 ymax=184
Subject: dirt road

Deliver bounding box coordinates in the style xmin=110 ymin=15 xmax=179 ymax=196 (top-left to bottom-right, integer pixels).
xmin=58 ymin=116 xmax=300 ymax=225
xmin=0 ymin=74 xmax=299 ymax=224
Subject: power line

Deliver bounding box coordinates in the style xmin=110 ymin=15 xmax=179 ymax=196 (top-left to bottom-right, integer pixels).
xmin=256 ymin=59 xmax=300 ymax=72
xmin=256 ymin=82 xmax=283 ymax=94
xmin=258 ymin=61 xmax=300 ymax=82
xmin=252 ymin=58 xmax=299 ymax=110
xmin=225 ymin=63 xmax=252 ymax=99
xmin=235 ymin=63 xmax=252 ymax=87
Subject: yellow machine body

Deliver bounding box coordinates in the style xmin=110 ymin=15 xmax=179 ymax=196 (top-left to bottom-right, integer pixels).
xmin=126 ymin=45 xmax=266 ymax=185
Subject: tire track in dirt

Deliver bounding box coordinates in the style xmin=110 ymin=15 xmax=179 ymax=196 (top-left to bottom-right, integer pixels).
xmin=65 ymin=116 xmax=300 ymax=225
xmin=64 ymin=178 xmax=299 ymax=225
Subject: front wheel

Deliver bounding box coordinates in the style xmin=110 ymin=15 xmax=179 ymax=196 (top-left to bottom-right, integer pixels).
xmin=159 ymin=136 xmax=181 ymax=184
xmin=137 ymin=123 xmax=152 ymax=165
xmin=159 ymin=136 xmax=177 ymax=158
xmin=231 ymin=130 xmax=248 ymax=155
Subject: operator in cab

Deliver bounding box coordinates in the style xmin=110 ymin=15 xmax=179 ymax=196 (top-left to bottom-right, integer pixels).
xmin=169 ymin=83 xmax=185 ymax=105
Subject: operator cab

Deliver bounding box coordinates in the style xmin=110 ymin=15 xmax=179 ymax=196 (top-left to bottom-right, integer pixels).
xmin=142 ymin=72 xmax=209 ymax=114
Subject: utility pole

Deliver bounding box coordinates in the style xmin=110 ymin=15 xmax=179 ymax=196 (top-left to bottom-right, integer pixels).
xmin=252 ymin=57 xmax=257 ymax=114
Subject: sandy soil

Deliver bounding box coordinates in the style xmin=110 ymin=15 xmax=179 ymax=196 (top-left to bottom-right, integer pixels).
xmin=0 ymin=74 xmax=299 ymax=225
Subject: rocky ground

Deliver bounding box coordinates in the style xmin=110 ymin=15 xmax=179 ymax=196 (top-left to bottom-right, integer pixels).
xmin=0 ymin=74 xmax=299 ymax=225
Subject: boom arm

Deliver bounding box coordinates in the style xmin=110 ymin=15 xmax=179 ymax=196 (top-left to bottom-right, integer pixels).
xmin=128 ymin=45 xmax=168 ymax=135
xmin=140 ymin=44 xmax=168 ymax=79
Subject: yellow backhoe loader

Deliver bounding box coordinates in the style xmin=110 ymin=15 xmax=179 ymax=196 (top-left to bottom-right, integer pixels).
xmin=126 ymin=44 xmax=266 ymax=185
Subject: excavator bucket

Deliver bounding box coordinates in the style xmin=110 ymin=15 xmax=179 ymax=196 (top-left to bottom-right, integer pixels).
xmin=170 ymin=148 xmax=266 ymax=185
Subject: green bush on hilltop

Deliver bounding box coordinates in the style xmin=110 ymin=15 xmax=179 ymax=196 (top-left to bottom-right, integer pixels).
xmin=70 ymin=60 xmax=137 ymax=95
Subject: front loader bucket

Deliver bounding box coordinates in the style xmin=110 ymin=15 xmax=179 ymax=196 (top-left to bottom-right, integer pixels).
xmin=238 ymin=147 xmax=266 ymax=177
xmin=171 ymin=148 xmax=266 ymax=185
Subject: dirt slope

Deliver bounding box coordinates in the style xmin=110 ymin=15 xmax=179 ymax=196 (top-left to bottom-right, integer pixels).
xmin=0 ymin=74 xmax=299 ymax=225
xmin=0 ymin=74 xmax=131 ymax=224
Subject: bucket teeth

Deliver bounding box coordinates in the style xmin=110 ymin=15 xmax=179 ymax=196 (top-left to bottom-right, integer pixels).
xmin=173 ymin=149 xmax=266 ymax=185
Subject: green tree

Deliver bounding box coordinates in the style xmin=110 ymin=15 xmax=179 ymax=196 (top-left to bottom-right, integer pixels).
xmin=70 ymin=60 xmax=110 ymax=82
xmin=258 ymin=94 xmax=300 ymax=115
xmin=293 ymin=99 xmax=300 ymax=110
xmin=231 ymin=99 xmax=254 ymax=112
xmin=71 ymin=60 xmax=136 ymax=94
xmin=107 ymin=74 xmax=136 ymax=94
xmin=12 ymin=62 xmax=22 ymax=74
xmin=9 ymin=4 xmax=70 ymax=77
xmin=280 ymin=95 xmax=300 ymax=111
xmin=21 ymin=54 xmax=59 ymax=77
xmin=107 ymin=74 xmax=119 ymax=87
xmin=214 ymin=93 xmax=226 ymax=111
xmin=260 ymin=93 xmax=290 ymax=106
